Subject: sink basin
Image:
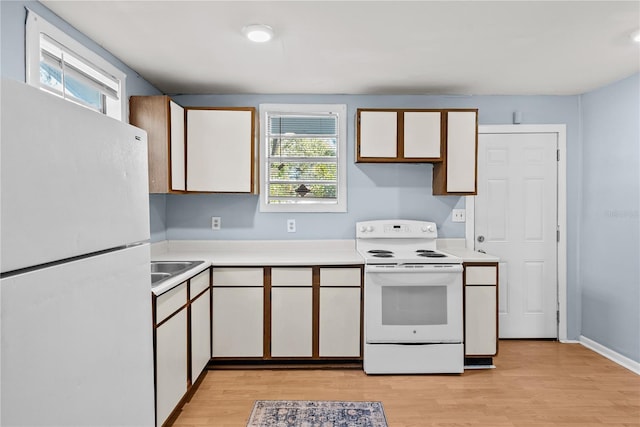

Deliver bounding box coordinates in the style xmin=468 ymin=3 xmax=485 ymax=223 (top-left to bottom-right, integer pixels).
xmin=151 ymin=261 xmax=200 ymax=274
xmin=150 ymin=261 xmax=205 ymax=287
xmin=151 ymin=272 xmax=171 ymax=284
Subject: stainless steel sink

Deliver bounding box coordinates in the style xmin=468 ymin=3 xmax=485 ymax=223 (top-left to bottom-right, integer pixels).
xmin=151 ymin=272 xmax=171 ymax=284
xmin=150 ymin=261 xmax=205 ymax=287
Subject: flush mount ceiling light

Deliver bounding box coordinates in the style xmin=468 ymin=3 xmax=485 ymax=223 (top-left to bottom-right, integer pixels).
xmin=632 ymin=29 xmax=640 ymax=43
xmin=242 ymin=24 xmax=274 ymax=43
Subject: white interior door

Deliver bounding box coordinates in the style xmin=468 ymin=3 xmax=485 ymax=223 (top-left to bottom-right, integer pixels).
xmin=475 ymin=132 xmax=558 ymax=338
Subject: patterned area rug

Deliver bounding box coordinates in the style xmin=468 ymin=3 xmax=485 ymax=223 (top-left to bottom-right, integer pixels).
xmin=247 ymin=400 xmax=388 ymax=427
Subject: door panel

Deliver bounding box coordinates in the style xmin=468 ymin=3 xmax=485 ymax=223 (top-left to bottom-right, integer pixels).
xmin=476 ymin=132 xmax=558 ymax=338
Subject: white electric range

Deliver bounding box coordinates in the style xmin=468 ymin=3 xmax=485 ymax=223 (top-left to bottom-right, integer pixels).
xmin=356 ymin=219 xmax=464 ymax=374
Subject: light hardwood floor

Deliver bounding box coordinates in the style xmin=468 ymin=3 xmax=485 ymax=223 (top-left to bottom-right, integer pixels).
xmin=172 ymin=340 xmax=640 ymax=427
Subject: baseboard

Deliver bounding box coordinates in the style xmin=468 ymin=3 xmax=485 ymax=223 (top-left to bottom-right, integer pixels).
xmin=579 ymin=336 xmax=640 ymax=375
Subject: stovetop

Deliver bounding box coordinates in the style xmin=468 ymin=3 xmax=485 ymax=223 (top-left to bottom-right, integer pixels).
xmin=356 ymin=220 xmax=462 ymax=265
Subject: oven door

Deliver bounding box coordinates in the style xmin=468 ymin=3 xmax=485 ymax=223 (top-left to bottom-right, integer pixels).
xmin=365 ymin=265 xmax=463 ymax=343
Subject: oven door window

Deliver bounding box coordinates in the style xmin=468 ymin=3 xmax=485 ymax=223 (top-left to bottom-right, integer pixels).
xmin=365 ymin=270 xmax=463 ymax=343
xmin=381 ymin=286 xmax=447 ymax=325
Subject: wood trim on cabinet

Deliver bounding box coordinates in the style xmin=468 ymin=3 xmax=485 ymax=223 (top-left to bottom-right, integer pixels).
xmin=186 ymin=279 xmax=192 ymax=389
xmin=130 ymin=96 xmax=170 ymax=193
xmin=312 ymin=267 xmax=321 ymax=358
xmin=151 ymin=293 xmax=159 ymax=427
xmin=397 ymin=111 xmax=405 ymax=159
xmin=263 ymin=267 xmax=272 ymax=359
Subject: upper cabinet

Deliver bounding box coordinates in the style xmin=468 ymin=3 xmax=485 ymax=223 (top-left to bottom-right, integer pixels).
xmin=432 ymin=110 xmax=478 ymax=195
xmin=129 ymin=98 xmax=257 ymax=194
xmin=185 ymin=107 xmax=256 ymax=193
xmin=357 ymin=108 xmax=478 ymax=195
xmin=357 ymin=109 xmax=442 ymax=162
xmin=130 ymin=96 xmax=185 ymax=193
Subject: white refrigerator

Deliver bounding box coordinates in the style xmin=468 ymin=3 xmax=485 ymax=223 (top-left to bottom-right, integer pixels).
xmin=1 ymin=79 xmax=155 ymax=426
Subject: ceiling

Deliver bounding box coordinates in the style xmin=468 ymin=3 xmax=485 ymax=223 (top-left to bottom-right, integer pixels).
xmin=42 ymin=1 xmax=640 ymax=96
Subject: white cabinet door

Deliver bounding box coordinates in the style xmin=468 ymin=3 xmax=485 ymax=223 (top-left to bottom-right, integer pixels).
xmin=403 ymin=111 xmax=441 ymax=159
xmin=190 ymin=289 xmax=211 ymax=383
xmin=156 ymin=309 xmax=188 ymax=427
xmin=271 ymin=288 xmax=313 ymax=357
xmin=169 ymin=100 xmax=186 ymax=191
xmin=465 ymin=286 xmax=497 ymax=356
xmin=358 ymin=111 xmax=397 ymax=158
xmin=446 ymin=111 xmax=477 ymax=193
xmin=319 ymin=287 xmax=361 ymax=357
xmin=211 ymin=287 xmax=263 ymax=357
xmin=186 ymin=109 xmax=254 ymax=193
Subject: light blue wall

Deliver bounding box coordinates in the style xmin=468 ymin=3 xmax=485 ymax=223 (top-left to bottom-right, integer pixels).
xmin=579 ymin=73 xmax=640 ymax=363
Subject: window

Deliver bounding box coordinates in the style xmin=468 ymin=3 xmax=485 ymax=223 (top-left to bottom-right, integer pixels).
xmin=260 ymin=104 xmax=347 ymax=213
xmin=25 ymin=10 xmax=126 ymax=120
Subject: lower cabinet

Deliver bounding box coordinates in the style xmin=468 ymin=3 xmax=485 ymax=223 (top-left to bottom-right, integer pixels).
xmin=211 ymin=267 xmax=264 ymax=358
xmin=271 ymin=287 xmax=313 ymax=357
xmin=319 ymin=287 xmax=361 ymax=357
xmin=211 ymin=287 xmax=264 ymax=357
xmin=319 ymin=267 xmax=362 ymax=358
xmin=463 ymin=263 xmax=498 ymax=361
xmin=153 ymin=268 xmax=211 ymax=427
xmin=155 ymin=292 xmax=187 ymax=427
xmin=189 ymin=272 xmax=211 ymax=384
xmin=211 ymin=265 xmax=362 ymax=361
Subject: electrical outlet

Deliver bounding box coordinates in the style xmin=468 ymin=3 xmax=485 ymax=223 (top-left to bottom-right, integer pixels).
xmin=211 ymin=216 xmax=221 ymax=230
xmin=452 ymin=209 xmax=466 ymax=223
xmin=287 ymin=219 xmax=296 ymax=233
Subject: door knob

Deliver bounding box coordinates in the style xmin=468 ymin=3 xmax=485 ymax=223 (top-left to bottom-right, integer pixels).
xmin=477 ymin=235 xmax=485 ymax=243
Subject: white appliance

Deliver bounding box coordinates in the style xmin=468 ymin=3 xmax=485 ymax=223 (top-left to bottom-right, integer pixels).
xmin=357 ymin=219 xmax=464 ymax=374
xmin=0 ymin=79 xmax=155 ymax=426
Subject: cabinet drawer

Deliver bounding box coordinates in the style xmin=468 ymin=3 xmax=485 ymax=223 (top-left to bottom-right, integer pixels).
xmin=190 ymin=269 xmax=210 ymax=297
xmin=212 ymin=267 xmax=263 ymax=286
xmin=271 ymin=267 xmax=312 ymax=287
xmin=156 ymin=282 xmax=187 ymax=323
xmin=320 ymin=268 xmax=361 ymax=287
xmin=466 ymin=266 xmax=497 ymax=285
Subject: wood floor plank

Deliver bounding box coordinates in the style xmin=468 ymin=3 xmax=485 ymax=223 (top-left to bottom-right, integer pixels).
xmin=171 ymin=341 xmax=640 ymax=427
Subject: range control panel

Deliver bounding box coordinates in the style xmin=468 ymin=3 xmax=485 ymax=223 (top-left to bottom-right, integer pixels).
xmin=356 ymin=220 xmax=437 ymax=239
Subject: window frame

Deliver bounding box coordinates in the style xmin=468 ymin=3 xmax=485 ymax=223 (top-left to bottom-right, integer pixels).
xmin=25 ymin=9 xmax=126 ymax=121
xmin=259 ymin=103 xmax=348 ymax=213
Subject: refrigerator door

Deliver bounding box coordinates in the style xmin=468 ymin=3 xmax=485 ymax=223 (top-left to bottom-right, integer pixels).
xmin=1 ymin=244 xmax=154 ymax=426
xmin=0 ymin=79 xmax=150 ymax=273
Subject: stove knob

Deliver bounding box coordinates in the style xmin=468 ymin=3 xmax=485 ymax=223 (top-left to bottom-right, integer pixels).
xmin=366 ymin=225 xmax=375 ymax=232
xmin=359 ymin=225 xmax=367 ymax=232
xmin=426 ymin=225 xmax=435 ymax=232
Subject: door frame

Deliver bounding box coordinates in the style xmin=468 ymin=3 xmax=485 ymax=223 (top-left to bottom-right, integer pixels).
xmin=465 ymin=124 xmax=567 ymax=342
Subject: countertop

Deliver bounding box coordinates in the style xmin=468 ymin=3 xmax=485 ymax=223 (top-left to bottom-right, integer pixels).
xmin=150 ymin=239 xmax=498 ymax=295
xmin=439 ymin=247 xmax=500 ymax=263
